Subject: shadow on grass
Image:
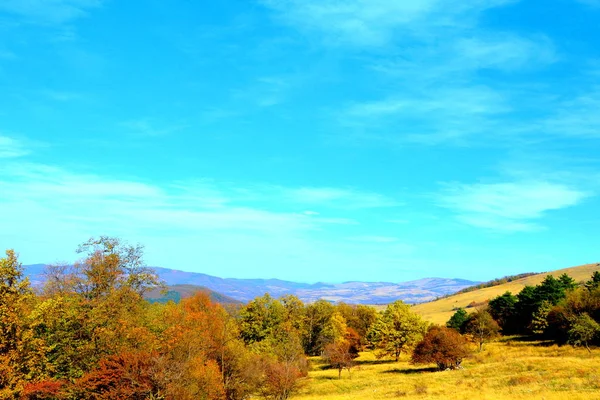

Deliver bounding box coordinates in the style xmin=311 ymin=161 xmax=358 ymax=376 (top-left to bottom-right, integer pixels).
xmin=382 ymin=367 xmax=438 ymax=374
xmin=355 ymin=359 xmax=398 ymax=366
xmin=500 ymin=335 xmax=556 ymax=347
xmin=314 ymin=375 xmax=339 ymax=380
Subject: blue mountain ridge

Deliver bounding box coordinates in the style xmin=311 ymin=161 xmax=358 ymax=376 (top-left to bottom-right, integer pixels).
xmin=23 ymin=264 xmax=478 ymax=304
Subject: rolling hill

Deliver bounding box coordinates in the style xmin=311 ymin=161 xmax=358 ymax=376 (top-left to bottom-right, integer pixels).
xmin=144 ymin=284 xmax=241 ymax=304
xmin=411 ymin=262 xmax=600 ymax=325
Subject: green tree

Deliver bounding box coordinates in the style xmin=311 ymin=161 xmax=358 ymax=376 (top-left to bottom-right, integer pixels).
xmin=584 ymin=271 xmax=600 ymax=291
xmin=488 ymin=291 xmax=517 ymax=334
xmin=239 ymin=294 xmax=285 ymax=346
xmin=367 ymin=301 xmax=428 ymax=361
xmin=446 ymin=308 xmax=469 ymax=332
xmin=303 ymin=300 xmax=335 ymax=355
xmin=530 ymin=300 xmax=553 ymax=336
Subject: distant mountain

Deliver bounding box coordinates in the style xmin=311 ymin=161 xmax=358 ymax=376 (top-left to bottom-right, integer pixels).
xmin=23 ymin=264 xmax=479 ymax=305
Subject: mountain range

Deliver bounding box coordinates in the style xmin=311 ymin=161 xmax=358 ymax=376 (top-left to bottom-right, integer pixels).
xmin=23 ymin=264 xmax=478 ymax=304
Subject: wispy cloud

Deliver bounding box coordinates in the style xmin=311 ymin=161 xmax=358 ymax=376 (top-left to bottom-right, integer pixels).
xmin=437 ymin=181 xmax=590 ymax=231
xmin=0 ymin=135 xmax=30 ymax=158
xmin=120 ymin=119 xmax=189 ymax=138
xmin=341 ymin=85 xmax=511 ymax=145
xmin=260 ymin=0 xmax=514 ymax=47
xmin=0 ymin=0 xmax=103 ymax=25
xmin=540 ymin=87 xmax=600 ymax=138
xmin=454 ymin=34 xmax=557 ymax=71
xmin=285 ymin=187 xmax=400 ymax=209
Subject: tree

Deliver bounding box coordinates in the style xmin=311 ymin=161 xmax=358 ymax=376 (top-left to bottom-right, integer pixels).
xmin=239 ymin=294 xmax=284 ymax=346
xmin=0 ymin=249 xmax=33 ymax=397
xmin=44 ymin=236 xmax=162 ymax=300
xmin=568 ymin=313 xmax=600 ymax=352
xmin=585 ymin=271 xmax=600 ymax=291
xmin=0 ymin=250 xmax=32 ymax=355
xmin=530 ymin=300 xmax=553 ymax=335
xmin=367 ymin=301 xmax=428 ymax=361
xmin=323 ymin=341 xmax=356 ymax=379
xmin=464 ymin=309 xmax=499 ymax=352
xmin=303 ymin=300 xmax=335 ymax=356
xmin=411 ymin=326 xmax=470 ymax=370
xmin=488 ymin=291 xmax=517 ymax=334
xmin=446 ymin=308 xmax=469 ymax=332
xmin=335 ymin=303 xmax=377 ymax=348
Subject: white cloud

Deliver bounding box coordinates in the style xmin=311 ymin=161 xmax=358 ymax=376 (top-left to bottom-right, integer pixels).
xmin=0 ymin=160 xmax=412 ymax=279
xmin=438 ymin=181 xmax=589 ymax=231
xmin=0 ymin=135 xmax=29 ymax=158
xmin=0 ymin=0 xmax=103 ymax=25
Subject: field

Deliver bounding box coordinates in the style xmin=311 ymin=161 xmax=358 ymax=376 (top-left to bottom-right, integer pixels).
xmin=412 ymin=263 xmax=600 ymax=325
xmin=294 ymin=339 xmax=600 ymax=400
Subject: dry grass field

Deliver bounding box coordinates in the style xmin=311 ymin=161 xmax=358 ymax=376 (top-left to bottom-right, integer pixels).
xmin=411 ymin=263 xmax=600 ymax=325
xmin=294 ymin=339 xmax=600 ymax=400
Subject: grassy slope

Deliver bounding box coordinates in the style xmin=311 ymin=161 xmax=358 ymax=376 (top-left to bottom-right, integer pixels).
xmin=296 ymin=341 xmax=600 ymax=400
xmin=411 ymin=263 xmax=600 ymax=326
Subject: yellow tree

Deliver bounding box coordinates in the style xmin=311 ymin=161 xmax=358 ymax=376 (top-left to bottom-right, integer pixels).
xmin=0 ymin=250 xmax=33 ymax=397
xmin=367 ymin=301 xmax=428 ymax=361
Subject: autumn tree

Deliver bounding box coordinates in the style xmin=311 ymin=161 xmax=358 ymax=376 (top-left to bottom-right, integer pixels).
xmin=464 ymin=309 xmax=499 ymax=351
xmin=0 ymin=249 xmax=33 ymax=397
xmin=411 ymin=326 xmax=471 ymax=370
xmin=367 ymin=301 xmax=428 ymax=361
xmin=568 ymin=313 xmax=600 ymax=352
xmin=336 ymin=303 xmax=377 ymax=348
xmin=259 ymin=326 xmax=308 ymax=400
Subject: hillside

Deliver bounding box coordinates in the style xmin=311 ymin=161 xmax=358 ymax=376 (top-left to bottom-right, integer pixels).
xmin=145 ymin=284 xmax=241 ymax=304
xmin=412 ymin=262 xmax=600 ymax=325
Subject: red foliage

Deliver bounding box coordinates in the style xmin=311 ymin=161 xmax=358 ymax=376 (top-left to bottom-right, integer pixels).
xmin=21 ymin=380 xmax=66 ymax=400
xmin=411 ymin=326 xmax=471 ymax=370
xmin=74 ymin=351 xmax=163 ymax=399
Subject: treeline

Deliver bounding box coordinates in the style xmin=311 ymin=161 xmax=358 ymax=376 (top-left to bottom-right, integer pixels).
xmin=453 ymin=272 xmax=539 ymax=295
xmin=0 ymin=237 xmax=436 ymax=399
xmin=447 ymin=271 xmax=600 ymax=350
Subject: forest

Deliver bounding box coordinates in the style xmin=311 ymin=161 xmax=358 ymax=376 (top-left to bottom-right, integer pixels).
xmin=1 ymin=237 xmax=599 ymax=400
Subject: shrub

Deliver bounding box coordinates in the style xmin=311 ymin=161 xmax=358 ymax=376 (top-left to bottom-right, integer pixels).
xmin=411 ymin=326 xmax=471 ymax=370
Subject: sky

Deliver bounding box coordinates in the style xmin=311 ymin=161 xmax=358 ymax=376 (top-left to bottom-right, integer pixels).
xmin=1 ymin=0 xmax=599 ymax=283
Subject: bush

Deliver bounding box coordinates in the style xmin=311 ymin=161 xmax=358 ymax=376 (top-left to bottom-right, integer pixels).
xmin=411 ymin=326 xmax=471 ymax=370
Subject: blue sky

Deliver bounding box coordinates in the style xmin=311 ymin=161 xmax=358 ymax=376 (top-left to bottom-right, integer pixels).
xmin=1 ymin=0 xmax=599 ymax=283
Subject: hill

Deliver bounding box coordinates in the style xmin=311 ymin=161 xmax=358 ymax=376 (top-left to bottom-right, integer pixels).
xmin=144 ymin=284 xmax=241 ymax=304
xmin=412 ymin=262 xmax=600 ymax=325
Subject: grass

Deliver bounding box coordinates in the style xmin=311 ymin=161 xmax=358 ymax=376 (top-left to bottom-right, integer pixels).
xmin=292 ymin=339 xmax=600 ymax=400
xmin=411 ymin=263 xmax=600 ymax=325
